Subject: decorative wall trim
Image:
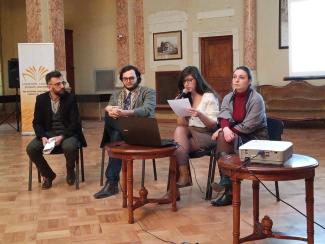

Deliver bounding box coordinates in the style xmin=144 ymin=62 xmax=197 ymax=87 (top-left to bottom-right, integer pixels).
xmin=197 ymin=9 xmax=235 ymax=20
xmin=134 ymin=0 xmax=145 ymax=73
xmin=148 ymin=11 xmax=188 ymax=71
xmin=192 ymin=29 xmax=240 ymax=70
xmin=116 ymin=0 xmax=129 ymax=70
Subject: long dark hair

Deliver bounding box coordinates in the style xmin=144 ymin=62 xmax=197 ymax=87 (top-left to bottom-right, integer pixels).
xmin=177 ymin=66 xmax=219 ymax=103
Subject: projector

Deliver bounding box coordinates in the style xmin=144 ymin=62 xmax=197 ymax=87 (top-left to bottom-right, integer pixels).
xmin=239 ymin=140 xmax=293 ymax=165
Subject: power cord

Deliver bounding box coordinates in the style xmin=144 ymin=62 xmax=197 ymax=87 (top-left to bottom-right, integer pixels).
xmin=118 ymin=173 xmax=199 ymax=244
xmin=137 ymin=221 xmax=177 ymax=244
xmin=188 ymin=158 xmax=205 ymax=194
xmin=241 ymin=154 xmax=325 ymax=231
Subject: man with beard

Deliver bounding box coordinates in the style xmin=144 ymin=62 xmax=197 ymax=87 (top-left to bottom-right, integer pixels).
xmin=26 ymin=70 xmax=86 ymax=189
xmin=94 ymin=65 xmax=156 ymax=199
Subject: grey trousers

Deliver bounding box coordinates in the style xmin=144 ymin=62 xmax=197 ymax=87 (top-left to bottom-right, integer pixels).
xmin=26 ymin=136 xmax=79 ymax=178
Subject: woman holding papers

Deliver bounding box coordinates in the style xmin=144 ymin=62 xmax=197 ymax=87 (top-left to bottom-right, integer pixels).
xmin=210 ymin=66 xmax=268 ymax=207
xmin=173 ymin=66 xmax=220 ymax=191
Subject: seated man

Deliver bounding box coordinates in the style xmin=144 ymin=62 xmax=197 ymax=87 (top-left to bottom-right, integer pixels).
xmin=26 ymin=70 xmax=86 ymax=189
xmin=94 ymin=65 xmax=156 ymax=199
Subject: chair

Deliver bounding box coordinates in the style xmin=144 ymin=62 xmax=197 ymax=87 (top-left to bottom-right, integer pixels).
xmin=189 ymin=147 xmax=218 ymax=200
xmin=267 ymin=117 xmax=284 ymax=201
xmin=28 ymin=142 xmax=85 ymax=190
xmin=99 ymin=147 xmax=157 ymax=186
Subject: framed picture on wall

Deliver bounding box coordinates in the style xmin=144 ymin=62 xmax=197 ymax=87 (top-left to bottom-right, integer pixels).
xmin=153 ymin=31 xmax=182 ymax=61
xmin=279 ymin=0 xmax=288 ymax=49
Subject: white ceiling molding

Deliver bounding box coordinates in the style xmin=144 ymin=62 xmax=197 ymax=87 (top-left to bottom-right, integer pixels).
xmin=197 ymin=9 xmax=235 ymax=20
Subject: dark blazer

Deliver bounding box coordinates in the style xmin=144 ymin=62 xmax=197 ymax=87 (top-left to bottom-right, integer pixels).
xmin=33 ymin=91 xmax=87 ymax=147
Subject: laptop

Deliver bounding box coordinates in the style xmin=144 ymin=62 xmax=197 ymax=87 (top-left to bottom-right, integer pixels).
xmin=117 ymin=117 xmax=177 ymax=147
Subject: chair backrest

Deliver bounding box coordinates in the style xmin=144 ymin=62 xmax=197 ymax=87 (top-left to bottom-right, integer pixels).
xmin=267 ymin=118 xmax=284 ymax=141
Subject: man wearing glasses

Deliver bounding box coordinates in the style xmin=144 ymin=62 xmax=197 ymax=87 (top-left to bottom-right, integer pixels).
xmin=94 ymin=65 xmax=156 ymax=199
xmin=26 ymin=70 xmax=86 ymax=189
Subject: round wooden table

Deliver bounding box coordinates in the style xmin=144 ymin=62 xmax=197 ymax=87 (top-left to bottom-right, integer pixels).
xmin=106 ymin=141 xmax=178 ymax=224
xmin=218 ymin=154 xmax=319 ymax=244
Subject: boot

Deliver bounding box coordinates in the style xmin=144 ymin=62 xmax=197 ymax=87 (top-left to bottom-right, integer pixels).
xmin=211 ymin=174 xmax=231 ymax=192
xmin=93 ymin=181 xmax=118 ymax=199
xmin=211 ymin=184 xmax=232 ymax=207
xmin=176 ymin=165 xmax=191 ymax=188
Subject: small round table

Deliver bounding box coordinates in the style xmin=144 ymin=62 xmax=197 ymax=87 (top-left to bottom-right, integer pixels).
xmin=106 ymin=141 xmax=178 ymax=224
xmin=218 ymin=154 xmax=319 ymax=244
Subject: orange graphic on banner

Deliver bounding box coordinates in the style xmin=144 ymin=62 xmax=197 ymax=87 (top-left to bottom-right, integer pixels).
xmin=21 ymin=66 xmax=49 ymax=134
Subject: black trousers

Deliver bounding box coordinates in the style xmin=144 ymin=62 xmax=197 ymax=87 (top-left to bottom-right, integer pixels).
xmin=26 ymin=136 xmax=79 ymax=178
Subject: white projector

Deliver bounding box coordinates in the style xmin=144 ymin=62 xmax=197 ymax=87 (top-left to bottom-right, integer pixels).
xmin=239 ymin=140 xmax=293 ymax=165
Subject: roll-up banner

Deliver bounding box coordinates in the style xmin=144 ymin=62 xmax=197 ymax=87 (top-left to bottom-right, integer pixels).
xmin=18 ymin=43 xmax=55 ymax=135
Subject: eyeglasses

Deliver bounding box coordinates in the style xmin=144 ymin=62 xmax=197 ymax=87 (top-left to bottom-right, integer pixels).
xmin=122 ymin=76 xmax=136 ymax=82
xmin=50 ymin=81 xmax=66 ymax=87
xmin=184 ymin=78 xmax=195 ymax=83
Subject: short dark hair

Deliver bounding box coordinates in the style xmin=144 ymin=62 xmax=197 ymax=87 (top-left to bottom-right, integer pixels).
xmin=119 ymin=65 xmax=142 ymax=84
xmin=45 ymin=70 xmax=62 ymax=84
xmin=234 ymin=66 xmax=253 ymax=81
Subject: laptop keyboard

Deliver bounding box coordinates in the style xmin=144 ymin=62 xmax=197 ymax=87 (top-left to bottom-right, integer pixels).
xmin=161 ymin=139 xmax=177 ymax=147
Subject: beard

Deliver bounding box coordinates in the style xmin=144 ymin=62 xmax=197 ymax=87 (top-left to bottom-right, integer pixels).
xmin=53 ymin=88 xmax=65 ymax=97
xmin=124 ymin=83 xmax=138 ymax=91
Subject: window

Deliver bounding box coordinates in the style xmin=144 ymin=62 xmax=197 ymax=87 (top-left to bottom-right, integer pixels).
xmin=288 ymin=0 xmax=325 ymax=77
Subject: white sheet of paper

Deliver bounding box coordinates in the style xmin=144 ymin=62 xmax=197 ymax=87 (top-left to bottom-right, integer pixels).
xmin=43 ymin=137 xmax=56 ymax=155
xmin=167 ymin=98 xmax=191 ymax=117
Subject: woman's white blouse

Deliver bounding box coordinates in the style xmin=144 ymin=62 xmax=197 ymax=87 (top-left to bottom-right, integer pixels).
xmin=188 ymin=92 xmax=220 ymax=128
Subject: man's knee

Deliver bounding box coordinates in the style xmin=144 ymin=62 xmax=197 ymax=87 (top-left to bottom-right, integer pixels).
xmin=26 ymin=139 xmax=43 ymax=156
xmin=61 ymin=137 xmax=78 ymax=153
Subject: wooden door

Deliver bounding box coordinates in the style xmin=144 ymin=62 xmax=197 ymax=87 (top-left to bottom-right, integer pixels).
xmin=65 ymin=29 xmax=75 ymax=93
xmin=201 ymin=35 xmax=233 ymax=99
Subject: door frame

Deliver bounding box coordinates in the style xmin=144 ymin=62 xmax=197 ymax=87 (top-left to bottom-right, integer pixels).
xmin=192 ymin=29 xmax=239 ymax=70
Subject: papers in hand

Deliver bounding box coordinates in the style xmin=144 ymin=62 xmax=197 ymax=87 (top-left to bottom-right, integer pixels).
xmin=43 ymin=137 xmax=56 ymax=155
xmin=167 ymin=98 xmax=191 ymax=117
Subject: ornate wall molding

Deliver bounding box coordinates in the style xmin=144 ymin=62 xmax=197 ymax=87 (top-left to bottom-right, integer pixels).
xmin=148 ymin=11 xmax=188 ymax=71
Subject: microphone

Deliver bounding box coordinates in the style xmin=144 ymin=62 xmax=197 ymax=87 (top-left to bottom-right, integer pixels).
xmin=176 ymin=88 xmax=188 ymax=99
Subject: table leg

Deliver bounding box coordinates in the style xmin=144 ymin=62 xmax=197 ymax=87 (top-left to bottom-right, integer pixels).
xmin=232 ymin=178 xmax=241 ymax=244
xmin=252 ymin=180 xmax=260 ymax=233
xmin=169 ymin=155 xmax=177 ymax=211
xmin=122 ymin=159 xmax=127 ymax=208
xmin=127 ymin=159 xmax=134 ymax=224
xmin=305 ymin=177 xmax=314 ymax=244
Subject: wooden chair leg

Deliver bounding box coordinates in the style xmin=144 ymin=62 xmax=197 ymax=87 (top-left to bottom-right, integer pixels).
xmin=80 ymin=147 xmax=85 ymax=182
xmin=275 ymin=181 xmax=280 ymax=201
xmin=28 ymin=159 xmax=32 ymax=191
xmin=100 ymin=147 xmax=105 ymax=186
xmin=152 ymin=159 xmax=157 ymax=181
xmin=187 ymin=162 xmax=193 ymax=185
xmin=206 ymin=152 xmax=217 ymax=200
xmin=205 ymin=154 xmax=214 ymax=200
xmin=141 ymin=160 xmax=146 ymax=187
xmin=76 ymin=150 xmax=80 ymax=190
xmin=37 ymin=169 xmax=41 ymax=183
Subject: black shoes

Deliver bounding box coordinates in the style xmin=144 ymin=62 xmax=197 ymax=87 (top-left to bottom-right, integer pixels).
xmin=66 ymin=169 xmax=76 ymax=186
xmin=211 ymin=192 xmax=232 ymax=207
xmin=42 ymin=173 xmax=56 ymax=190
xmin=93 ymin=181 xmax=119 ymax=199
